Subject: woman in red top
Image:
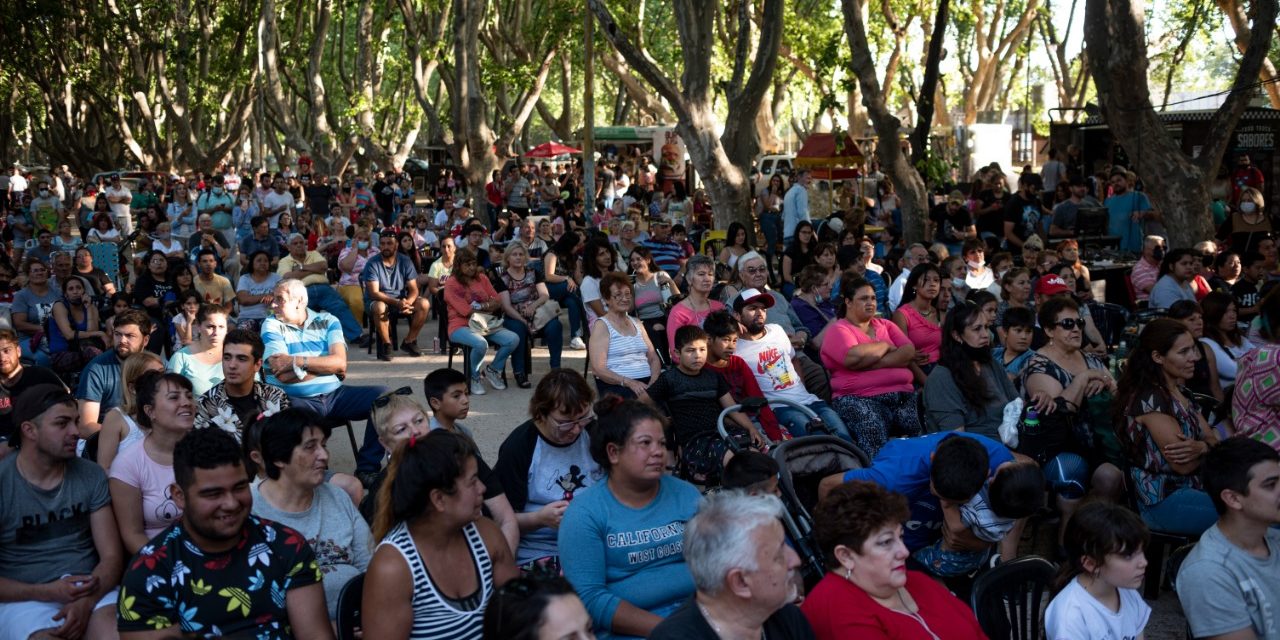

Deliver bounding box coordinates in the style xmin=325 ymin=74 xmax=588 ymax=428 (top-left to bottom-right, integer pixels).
xmin=444 ymin=247 xmax=520 ymax=396
xmin=802 ymin=481 xmax=987 ymax=640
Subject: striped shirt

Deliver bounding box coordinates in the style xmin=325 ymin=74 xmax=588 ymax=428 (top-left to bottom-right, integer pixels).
xmin=378 ymin=520 xmax=494 ymax=640
xmin=643 ymin=238 xmax=684 ymax=277
xmin=261 ymin=309 xmax=343 ymax=397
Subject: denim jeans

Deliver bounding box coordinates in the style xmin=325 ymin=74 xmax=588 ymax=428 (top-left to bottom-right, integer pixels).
xmin=450 ymin=326 xmax=519 ymax=379
xmin=504 ymin=316 xmax=563 ymax=371
xmin=773 ymin=401 xmax=852 ymax=443
xmin=1138 ymin=487 xmax=1217 ymax=536
xmin=306 ymin=284 xmax=363 ymax=342
xmin=759 ymin=211 xmax=782 ymax=282
xmin=19 ymin=337 xmax=51 ymax=367
xmin=289 ymin=384 xmax=387 ymax=474
xmin=546 ymin=280 xmax=583 ymax=339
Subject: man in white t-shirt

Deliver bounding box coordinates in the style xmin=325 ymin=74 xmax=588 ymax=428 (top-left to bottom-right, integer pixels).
xmin=889 ymin=243 xmax=930 ymax=312
xmin=1177 ymin=437 xmax=1280 ymax=640
xmin=731 ymin=288 xmax=851 ymax=442
xmin=260 ymin=175 xmax=296 ymax=229
xmin=103 ymin=174 xmax=133 ymax=236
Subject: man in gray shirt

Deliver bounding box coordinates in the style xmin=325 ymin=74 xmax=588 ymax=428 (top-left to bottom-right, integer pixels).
xmin=0 ymin=385 xmax=122 ymax=639
xmin=1177 ymin=437 xmax=1280 ymax=640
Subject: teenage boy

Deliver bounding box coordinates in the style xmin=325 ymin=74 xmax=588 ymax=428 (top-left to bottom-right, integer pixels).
xmin=993 ymin=306 xmax=1036 ymax=387
xmin=648 ymin=325 xmax=766 ymax=482
xmin=425 ymin=367 xmax=474 ymax=435
xmin=702 ymin=310 xmax=788 ymax=442
xmin=1232 ymin=252 xmax=1265 ymax=322
xmin=116 ymin=427 xmax=333 ymax=639
xmin=195 ymin=329 xmax=291 ymax=440
xmin=1177 ymin=437 xmax=1280 ymax=640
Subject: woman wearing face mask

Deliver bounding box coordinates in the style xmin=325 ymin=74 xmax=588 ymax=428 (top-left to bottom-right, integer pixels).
xmin=923 ymin=300 xmax=1019 ymax=440
xmin=336 ymin=225 xmax=376 ymax=328
xmin=892 ymin=264 xmax=944 ymax=385
xmin=231 ymin=185 xmax=260 ymax=243
xmin=960 ymin=239 xmax=994 ymax=291
xmin=1149 ymin=248 xmax=1200 ymax=310
xmin=1216 ymin=187 xmax=1271 ymax=256
xmin=940 ymin=255 xmax=968 ymax=309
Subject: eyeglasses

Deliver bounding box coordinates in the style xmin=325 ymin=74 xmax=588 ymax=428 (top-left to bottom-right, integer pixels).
xmin=743 ymin=266 xmax=768 ymax=275
xmin=373 ymin=386 xmax=413 ymax=409
xmin=1053 ymin=318 xmax=1086 ymax=331
xmin=550 ymin=410 xmax=596 ymax=431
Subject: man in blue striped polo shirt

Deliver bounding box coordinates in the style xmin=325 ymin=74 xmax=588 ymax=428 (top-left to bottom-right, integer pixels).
xmin=642 ymin=217 xmax=686 ymax=280
xmin=262 ymin=278 xmax=386 ymax=481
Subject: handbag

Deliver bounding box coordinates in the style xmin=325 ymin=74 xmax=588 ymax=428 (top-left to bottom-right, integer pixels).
xmin=531 ymin=300 xmax=561 ymax=332
xmin=468 ymin=311 xmax=504 ymax=336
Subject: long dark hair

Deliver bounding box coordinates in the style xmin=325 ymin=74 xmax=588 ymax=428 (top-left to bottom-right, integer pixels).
xmin=725 ymin=222 xmax=752 ymax=251
xmin=582 ymin=238 xmax=615 ymax=279
xmin=901 ymin=263 xmax=941 ymax=306
xmin=1113 ymin=318 xmax=1192 ymax=434
xmin=588 ymin=395 xmax=668 ymax=473
xmin=1200 ymin=291 xmax=1242 ymax=348
xmin=372 ymin=429 xmax=479 ymax=542
xmin=938 ymin=300 xmax=993 ymax=409
xmin=551 ymin=229 xmax=581 ymax=261
xmin=790 ymin=221 xmax=816 ymax=255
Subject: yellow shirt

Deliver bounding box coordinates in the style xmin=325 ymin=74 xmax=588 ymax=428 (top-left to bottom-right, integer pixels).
xmin=276 ymin=250 xmax=329 ymax=286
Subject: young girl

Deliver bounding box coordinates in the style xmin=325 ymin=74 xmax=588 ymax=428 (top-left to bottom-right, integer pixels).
xmin=1045 ymin=502 xmax=1151 ymax=640
xmin=170 ymin=291 xmax=202 ymax=351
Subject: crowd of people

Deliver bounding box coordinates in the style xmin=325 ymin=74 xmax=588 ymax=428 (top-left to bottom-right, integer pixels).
xmin=0 ymin=149 xmax=1277 ymax=640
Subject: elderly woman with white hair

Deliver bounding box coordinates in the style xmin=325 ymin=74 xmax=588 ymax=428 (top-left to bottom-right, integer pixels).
xmin=650 ymin=491 xmax=815 ymax=640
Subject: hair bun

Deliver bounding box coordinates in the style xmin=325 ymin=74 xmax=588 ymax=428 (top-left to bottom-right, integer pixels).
xmin=594 ymin=394 xmax=627 ymax=417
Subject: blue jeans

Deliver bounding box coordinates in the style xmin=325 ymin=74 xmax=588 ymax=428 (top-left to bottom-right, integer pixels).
xmin=450 ymin=326 xmax=519 ymax=379
xmin=773 ymin=401 xmax=852 ymax=442
xmin=759 ymin=212 xmax=781 ymax=278
xmin=546 ymin=280 xmax=583 ymax=339
xmin=19 ymin=337 xmax=51 ymax=367
xmin=306 ymin=284 xmax=362 ymax=342
xmin=289 ymin=384 xmax=387 ymax=474
xmin=505 ymin=316 xmax=563 ymax=371
xmin=1138 ymin=487 xmax=1217 ymax=536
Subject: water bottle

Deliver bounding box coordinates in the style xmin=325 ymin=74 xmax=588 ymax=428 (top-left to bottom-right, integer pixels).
xmin=660 ymin=280 xmax=673 ymax=305
xmin=432 ymin=337 xmax=441 ymax=354
xmin=1022 ymin=408 xmax=1040 ymax=435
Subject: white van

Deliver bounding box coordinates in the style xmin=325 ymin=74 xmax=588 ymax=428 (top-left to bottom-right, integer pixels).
xmin=753 ymin=154 xmax=795 ymax=195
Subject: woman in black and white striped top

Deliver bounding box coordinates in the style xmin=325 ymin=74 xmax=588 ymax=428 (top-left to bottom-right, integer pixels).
xmin=364 ymin=430 xmax=519 ymax=639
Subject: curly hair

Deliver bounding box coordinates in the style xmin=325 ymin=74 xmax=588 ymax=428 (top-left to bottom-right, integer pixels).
xmin=812 ymin=481 xmax=910 ymax=569
xmin=174 ymin=426 xmax=246 ymax=491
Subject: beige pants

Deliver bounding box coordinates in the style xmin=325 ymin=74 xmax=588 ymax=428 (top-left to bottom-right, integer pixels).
xmin=338 ymin=284 xmax=365 ymax=327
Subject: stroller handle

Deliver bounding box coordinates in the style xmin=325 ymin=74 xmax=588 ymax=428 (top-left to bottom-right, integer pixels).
xmin=716 ymin=396 xmax=825 ymax=452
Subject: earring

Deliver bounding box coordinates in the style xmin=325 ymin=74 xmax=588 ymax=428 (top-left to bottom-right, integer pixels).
xmin=844 ymin=567 xmax=853 ymax=582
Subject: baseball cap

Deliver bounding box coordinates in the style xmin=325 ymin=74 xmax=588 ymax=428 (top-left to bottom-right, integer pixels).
xmin=1036 ymin=274 xmax=1071 ymax=296
xmin=732 ymin=288 xmax=775 ymax=313
xmin=12 ymin=384 xmax=76 ymax=432
xmin=947 ymin=190 xmax=965 ymax=204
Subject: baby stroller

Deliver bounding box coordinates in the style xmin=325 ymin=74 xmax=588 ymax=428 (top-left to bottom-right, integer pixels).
xmin=718 ymin=397 xmax=872 ymax=589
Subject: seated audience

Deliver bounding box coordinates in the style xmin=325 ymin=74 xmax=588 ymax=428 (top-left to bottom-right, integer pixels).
xmin=11 ymin=259 xmax=58 ymax=365
xmin=364 ymin=429 xmax=518 ymax=638
xmin=891 ymin=263 xmax=944 ymax=383
xmin=544 ymin=230 xmax=586 ymax=349
xmin=994 ymin=267 xmax=1033 ymax=344
xmin=650 ymin=491 xmax=814 ymax=640
xmin=1165 ymin=300 xmax=1225 ymax=402
xmin=1176 ymin=437 xmax=1280 ymax=640
xmin=76 ymin=308 xmax=151 ymax=435
xmin=666 ymin=254 xmax=727 ymax=358
xmin=790 ymin=264 xmax=836 ymax=339
xmin=781 ymin=221 xmax=818 ymax=298
xmin=95 ymin=352 xmax=165 ymax=471
xmin=166 ymin=303 xmax=227 ymax=396
xmin=481 ymin=576 xmax=594 ymax=640
xmin=363 ymin=233 xmax=431 ymax=360
xmin=821 ymin=274 xmax=920 ymax=456
xmin=1149 ymin=248 xmax=1199 ymax=310
xmin=192 ymin=248 xmax=234 ymax=313
xmin=0 ymin=385 xmax=122 ymax=640
xmin=337 ymin=224 xmax=376 ymax=328
xmin=497 ymin=241 xmax=564 ymax=386
xmin=580 ymin=237 xmax=617 ymax=329
xmin=560 ymin=397 xmax=701 ymax=638
xmin=444 ymin=246 xmax=520 ymax=395
xmin=993 ymin=306 xmax=1036 ymax=384
xmin=1200 ymin=290 xmax=1255 ymax=386
xmin=132 ymin=250 xmax=174 ymax=354
xmin=801 ymin=481 xmax=986 ymax=639
xmin=923 ymin=299 xmax=1018 ymax=439
xmin=1116 ymin=318 xmax=1218 ymax=536
xmin=0 ymin=329 xmax=67 ymax=459
xmin=628 ymin=246 xmax=679 ymax=362
xmin=589 ymin=272 xmax=662 ymax=399
xmin=234 ymin=250 xmax=282 ymax=333
xmin=194 ymin=329 xmax=291 ymax=440
xmin=1234 ymin=288 xmax=1280 ymax=448
xmin=115 ymin=427 xmax=333 ymax=638
xmin=109 ymin=371 xmax=195 ymax=554
xmin=47 ymin=275 xmax=106 ymax=376
xmin=1045 ymin=502 xmax=1151 ymax=640
xmin=1230 ymin=251 xmax=1264 ymax=321
xmin=702 ymin=310 xmax=789 ymax=441
xmin=250 ymin=408 xmax=372 ymax=620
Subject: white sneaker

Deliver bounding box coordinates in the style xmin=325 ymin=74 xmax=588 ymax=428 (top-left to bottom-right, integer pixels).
xmin=569 ymin=336 xmax=586 ymax=350
xmin=471 ymin=378 xmax=487 ymax=395
xmin=486 ymin=366 xmax=507 ymax=391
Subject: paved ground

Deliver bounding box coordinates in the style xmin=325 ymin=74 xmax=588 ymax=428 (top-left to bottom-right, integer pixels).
xmin=330 ymin=317 xmax=1191 ymax=639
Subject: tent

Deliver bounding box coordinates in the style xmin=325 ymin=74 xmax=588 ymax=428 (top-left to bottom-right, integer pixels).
xmin=525 ymin=141 xmax=582 ymax=158
xmin=793 ymin=132 xmax=864 ymax=169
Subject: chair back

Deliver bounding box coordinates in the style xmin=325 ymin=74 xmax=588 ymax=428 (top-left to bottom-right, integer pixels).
xmin=336 ymin=573 xmax=365 ymax=640
xmin=970 ymin=556 xmax=1056 ymax=640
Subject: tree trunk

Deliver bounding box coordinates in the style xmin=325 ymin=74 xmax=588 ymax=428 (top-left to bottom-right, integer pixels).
xmin=841 ymin=0 xmax=930 ymax=244
xmin=1217 ymin=0 xmax=1280 ymax=109
xmin=911 ymin=0 xmax=950 ymax=167
xmin=451 ymin=0 xmax=501 ymax=191
xmin=1084 ymin=0 xmax=1277 ymax=247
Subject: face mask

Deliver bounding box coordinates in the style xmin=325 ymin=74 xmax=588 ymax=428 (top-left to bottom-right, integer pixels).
xmin=1152 ymin=246 xmax=1165 ymax=261
xmin=952 ymin=277 xmax=966 ymax=289
xmin=357 ymin=241 xmax=370 ymax=250
xmin=158 ymin=232 xmax=170 ymax=240
xmin=213 ymin=187 xmax=223 ymax=195
xmin=39 ymin=189 xmax=48 ymax=197
xmin=966 ymin=260 xmax=983 ymax=271
xmin=961 ymin=342 xmax=992 ymax=361
xmin=1241 ymin=202 xmax=1258 ymax=214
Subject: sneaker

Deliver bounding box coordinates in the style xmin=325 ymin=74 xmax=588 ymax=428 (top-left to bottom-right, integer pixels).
xmin=376 ymin=342 xmax=392 ymax=362
xmin=486 ymin=366 xmax=507 ymax=391
xmin=399 ymin=340 xmax=422 ymax=357
xmin=569 ymin=336 xmax=586 ymax=350
xmin=471 ymin=377 xmax=487 ymax=395
xmin=358 ymin=334 xmax=373 ymax=349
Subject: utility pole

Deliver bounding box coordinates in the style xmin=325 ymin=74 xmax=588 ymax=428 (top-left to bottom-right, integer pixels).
xmin=582 ymin=1 xmax=596 ymax=226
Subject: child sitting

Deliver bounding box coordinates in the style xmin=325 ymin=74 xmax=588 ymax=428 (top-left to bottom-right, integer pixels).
xmin=993 ymin=306 xmax=1036 ymax=387
xmin=647 ymin=325 xmax=767 ymax=484
xmin=912 ymin=437 xmax=1045 ymax=576
xmin=702 ymin=310 xmax=790 ymax=442
xmin=1045 ymin=502 xmax=1151 ymax=640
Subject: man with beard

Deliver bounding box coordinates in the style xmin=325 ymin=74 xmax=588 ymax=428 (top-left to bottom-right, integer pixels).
xmin=115 ymin=427 xmax=333 ymax=639
xmin=0 ymin=385 xmax=122 ymax=640
xmin=1105 ymin=168 xmax=1161 ymax=253
xmin=731 ymin=289 xmax=850 ymax=441
xmin=0 ymin=330 xmax=65 ymax=458
xmin=362 ymin=234 xmax=430 ymax=360
xmin=76 ymin=309 xmax=151 ymax=435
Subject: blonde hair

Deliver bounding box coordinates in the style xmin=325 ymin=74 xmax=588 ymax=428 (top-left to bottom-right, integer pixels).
xmin=121 ymin=352 xmax=166 ymax=416
xmin=503 ymin=242 xmax=529 ymax=269
xmin=371 ymin=394 xmax=429 ymax=442
xmin=1241 ymin=187 xmax=1265 ymax=209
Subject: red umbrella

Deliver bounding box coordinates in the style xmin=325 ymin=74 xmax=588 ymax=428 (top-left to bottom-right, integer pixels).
xmin=524 ymin=141 xmax=582 ymax=158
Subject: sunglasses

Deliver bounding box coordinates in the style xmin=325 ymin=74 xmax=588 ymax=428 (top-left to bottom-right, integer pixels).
xmin=373 ymin=386 xmax=413 ymax=409
xmin=1052 ymin=318 xmax=1086 ymax=331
